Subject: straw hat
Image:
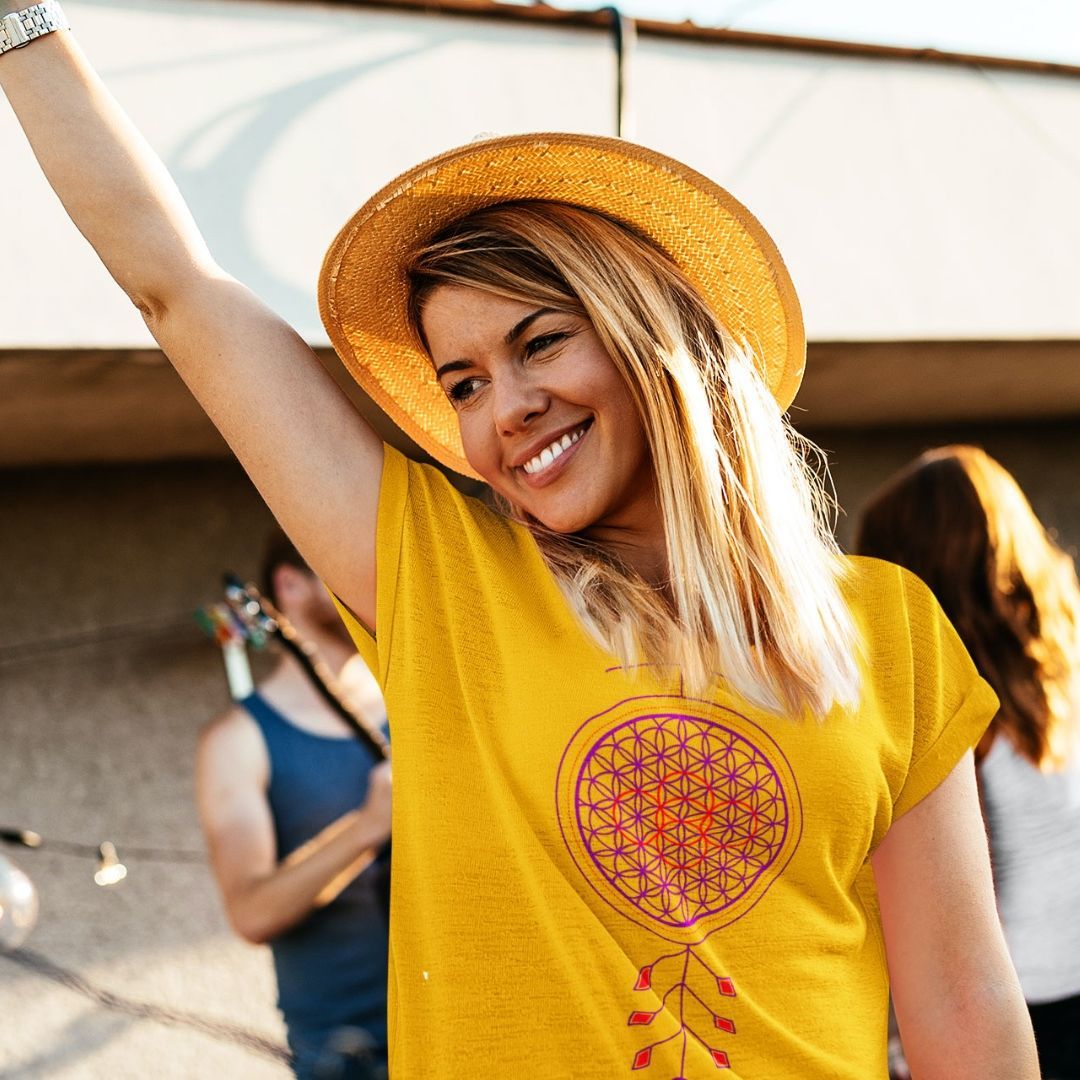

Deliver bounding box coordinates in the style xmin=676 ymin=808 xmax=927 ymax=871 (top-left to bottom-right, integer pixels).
xmin=319 ymin=132 xmax=804 ymax=480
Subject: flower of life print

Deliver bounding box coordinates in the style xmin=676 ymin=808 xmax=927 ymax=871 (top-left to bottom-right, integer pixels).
xmin=555 ymin=694 xmax=802 ymax=1077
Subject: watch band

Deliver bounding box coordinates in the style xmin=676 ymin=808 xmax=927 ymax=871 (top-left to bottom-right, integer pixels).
xmin=0 ymin=1 xmax=69 ymax=56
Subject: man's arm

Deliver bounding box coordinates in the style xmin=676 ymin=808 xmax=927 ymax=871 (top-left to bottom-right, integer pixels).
xmin=195 ymin=710 xmax=391 ymax=945
xmin=872 ymin=751 xmax=1038 ymax=1079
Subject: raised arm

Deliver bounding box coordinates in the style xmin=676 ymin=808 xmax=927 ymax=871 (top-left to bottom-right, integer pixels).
xmin=872 ymin=752 xmax=1039 ymax=1079
xmin=0 ymin=16 xmax=381 ymax=627
xmin=195 ymin=711 xmax=392 ymax=944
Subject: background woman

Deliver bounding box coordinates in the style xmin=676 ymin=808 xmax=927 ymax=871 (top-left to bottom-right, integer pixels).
xmin=857 ymin=444 xmax=1080 ymax=1080
xmin=1 ymin=6 xmax=1039 ymax=1076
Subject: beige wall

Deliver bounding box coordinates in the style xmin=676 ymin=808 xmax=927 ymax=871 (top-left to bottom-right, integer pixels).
xmin=5 ymin=0 xmax=1080 ymax=350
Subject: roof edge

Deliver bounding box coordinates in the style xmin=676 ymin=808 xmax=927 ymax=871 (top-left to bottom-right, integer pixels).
xmin=311 ymin=0 xmax=1080 ymax=79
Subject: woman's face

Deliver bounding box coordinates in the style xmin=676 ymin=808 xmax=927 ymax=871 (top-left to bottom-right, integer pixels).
xmin=422 ymin=285 xmax=657 ymax=539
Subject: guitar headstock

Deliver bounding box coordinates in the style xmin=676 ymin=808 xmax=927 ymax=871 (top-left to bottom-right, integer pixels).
xmin=195 ymin=574 xmax=276 ymax=651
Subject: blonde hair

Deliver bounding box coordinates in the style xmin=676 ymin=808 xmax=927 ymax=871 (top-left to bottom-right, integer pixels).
xmin=857 ymin=445 xmax=1080 ymax=769
xmin=407 ymin=201 xmax=860 ymax=718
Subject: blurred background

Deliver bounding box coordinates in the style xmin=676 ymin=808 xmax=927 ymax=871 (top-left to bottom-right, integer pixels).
xmin=2 ymin=0 xmax=1080 ymax=1074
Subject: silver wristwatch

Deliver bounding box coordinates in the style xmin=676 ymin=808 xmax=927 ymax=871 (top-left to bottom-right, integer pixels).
xmin=0 ymin=1 xmax=69 ymax=56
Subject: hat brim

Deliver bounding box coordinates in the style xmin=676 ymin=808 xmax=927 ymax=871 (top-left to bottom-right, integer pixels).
xmin=319 ymin=133 xmax=805 ymax=480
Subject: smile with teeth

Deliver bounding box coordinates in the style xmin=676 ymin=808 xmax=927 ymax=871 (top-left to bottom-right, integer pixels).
xmin=521 ymin=424 xmax=589 ymax=475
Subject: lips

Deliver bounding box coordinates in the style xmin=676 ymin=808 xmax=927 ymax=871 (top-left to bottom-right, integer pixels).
xmin=516 ymin=419 xmax=593 ymax=487
xmin=522 ymin=423 xmax=590 ymax=475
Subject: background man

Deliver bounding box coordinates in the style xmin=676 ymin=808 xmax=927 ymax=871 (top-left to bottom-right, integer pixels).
xmin=196 ymin=530 xmax=391 ymax=1080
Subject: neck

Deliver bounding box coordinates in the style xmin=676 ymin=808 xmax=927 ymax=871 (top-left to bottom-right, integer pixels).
xmin=259 ymin=622 xmax=355 ymax=726
xmin=582 ymin=486 xmax=669 ymax=588
xmin=596 ymin=531 xmax=670 ymax=590
xmin=279 ymin=618 xmax=354 ymax=678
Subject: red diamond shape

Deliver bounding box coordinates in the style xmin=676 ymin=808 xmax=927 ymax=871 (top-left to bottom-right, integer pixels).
xmin=717 ymin=977 xmax=735 ymax=997
xmin=628 ymin=1011 xmax=654 ymax=1026
xmin=632 ymin=1047 xmax=652 ymax=1070
xmin=711 ymin=1049 xmax=731 ymax=1068
xmin=634 ymin=965 xmax=653 ymax=991
xmin=714 ymin=1016 xmax=735 ymax=1034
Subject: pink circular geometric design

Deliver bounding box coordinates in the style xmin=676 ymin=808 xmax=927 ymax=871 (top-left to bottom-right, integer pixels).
xmin=575 ymin=711 xmax=790 ymax=929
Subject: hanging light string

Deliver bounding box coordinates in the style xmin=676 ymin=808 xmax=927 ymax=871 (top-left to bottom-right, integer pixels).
xmin=0 ymin=828 xmax=207 ymax=887
xmin=0 ymin=583 xmax=386 ymax=1067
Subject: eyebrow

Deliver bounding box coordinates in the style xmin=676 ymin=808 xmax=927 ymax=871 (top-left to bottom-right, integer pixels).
xmin=434 ymin=307 xmax=557 ymax=381
xmin=505 ymin=307 xmax=555 ymax=345
xmin=434 ymin=359 xmax=472 ymax=380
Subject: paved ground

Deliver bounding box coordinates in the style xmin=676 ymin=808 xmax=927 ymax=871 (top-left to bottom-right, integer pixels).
xmin=0 ymin=636 xmax=289 ymax=1079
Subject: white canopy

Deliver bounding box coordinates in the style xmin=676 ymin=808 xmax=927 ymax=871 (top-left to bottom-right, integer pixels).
xmin=4 ymin=0 xmax=1080 ymax=349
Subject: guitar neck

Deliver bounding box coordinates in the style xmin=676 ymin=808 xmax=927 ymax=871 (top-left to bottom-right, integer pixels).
xmin=272 ymin=612 xmax=390 ymax=760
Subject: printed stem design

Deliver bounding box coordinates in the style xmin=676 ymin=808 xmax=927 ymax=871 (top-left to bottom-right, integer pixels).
xmin=628 ymin=947 xmax=736 ymax=1075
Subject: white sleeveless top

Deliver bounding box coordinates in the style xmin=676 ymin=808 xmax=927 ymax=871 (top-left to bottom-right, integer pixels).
xmin=980 ymin=731 xmax=1080 ymax=1003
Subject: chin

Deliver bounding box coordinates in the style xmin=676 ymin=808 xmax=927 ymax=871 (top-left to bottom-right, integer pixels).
xmin=526 ymin=503 xmax=597 ymax=535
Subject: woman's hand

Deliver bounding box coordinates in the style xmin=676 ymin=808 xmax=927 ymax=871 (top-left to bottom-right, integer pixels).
xmin=872 ymin=751 xmax=1039 ymax=1079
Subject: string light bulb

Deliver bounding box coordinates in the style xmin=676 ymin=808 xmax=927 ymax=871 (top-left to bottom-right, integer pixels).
xmin=0 ymin=853 xmax=39 ymax=951
xmin=94 ymin=842 xmax=127 ymax=887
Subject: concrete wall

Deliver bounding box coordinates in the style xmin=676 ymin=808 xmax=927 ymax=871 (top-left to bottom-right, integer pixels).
xmin=2 ymin=417 xmax=1079 ymax=1076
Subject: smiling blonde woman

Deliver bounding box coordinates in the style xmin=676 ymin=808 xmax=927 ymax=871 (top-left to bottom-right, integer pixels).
xmin=1 ymin=11 xmax=1039 ymax=1079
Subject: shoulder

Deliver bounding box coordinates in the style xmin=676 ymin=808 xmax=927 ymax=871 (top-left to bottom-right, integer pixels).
xmin=840 ymin=555 xmax=940 ymax=640
xmin=385 ymin=444 xmax=509 ymax=529
xmin=839 ymin=554 xmax=958 ymax=692
xmin=842 ymin=553 xmax=996 ymax=722
xmin=392 ymin=449 xmax=534 ymax=568
xmin=840 ymin=553 xmax=926 ymax=604
xmin=196 ymin=704 xmax=270 ymax=787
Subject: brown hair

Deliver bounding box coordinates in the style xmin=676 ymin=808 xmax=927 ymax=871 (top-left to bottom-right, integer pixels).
xmin=855 ymin=445 xmax=1080 ymax=769
xmin=406 ymin=200 xmax=860 ymax=718
xmin=259 ymin=527 xmax=311 ymax=609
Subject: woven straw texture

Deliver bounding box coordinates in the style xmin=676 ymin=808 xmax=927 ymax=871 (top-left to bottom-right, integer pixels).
xmin=319 ymin=133 xmax=804 ymax=479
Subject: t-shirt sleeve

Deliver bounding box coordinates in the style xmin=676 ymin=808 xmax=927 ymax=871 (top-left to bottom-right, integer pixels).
xmin=889 ymin=564 xmax=999 ymax=821
xmin=329 ymin=442 xmax=531 ymax=691
xmin=330 ymin=443 xmax=411 ymax=684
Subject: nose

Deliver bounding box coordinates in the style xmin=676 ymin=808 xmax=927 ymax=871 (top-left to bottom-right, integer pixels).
xmin=491 ymin=366 xmax=549 ymax=436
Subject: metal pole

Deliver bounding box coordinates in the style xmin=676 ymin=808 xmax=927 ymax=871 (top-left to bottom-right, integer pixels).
xmin=600 ymin=5 xmax=636 ymax=138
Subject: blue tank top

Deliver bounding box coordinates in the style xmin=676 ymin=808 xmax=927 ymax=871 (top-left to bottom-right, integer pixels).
xmin=242 ymin=692 xmax=389 ymax=1060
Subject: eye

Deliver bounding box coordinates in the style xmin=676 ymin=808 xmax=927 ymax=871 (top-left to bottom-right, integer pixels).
xmin=524 ymin=332 xmax=569 ymax=359
xmin=446 ymin=376 xmax=483 ymax=406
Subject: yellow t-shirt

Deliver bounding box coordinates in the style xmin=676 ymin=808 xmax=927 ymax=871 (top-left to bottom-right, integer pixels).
xmin=334 ymin=445 xmax=998 ymax=1080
